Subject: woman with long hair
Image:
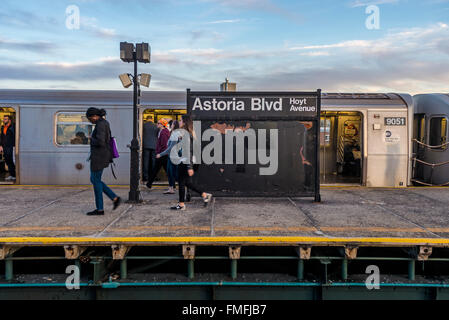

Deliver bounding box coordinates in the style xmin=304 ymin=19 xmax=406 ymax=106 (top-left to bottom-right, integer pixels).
xmin=157 ymin=120 xmax=180 ymax=194
xmin=171 ymin=115 xmax=212 ymax=211
xmin=85 ymin=108 xmax=121 ymax=216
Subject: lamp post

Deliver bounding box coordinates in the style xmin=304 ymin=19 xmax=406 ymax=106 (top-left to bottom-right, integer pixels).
xmin=120 ymin=42 xmax=151 ymax=203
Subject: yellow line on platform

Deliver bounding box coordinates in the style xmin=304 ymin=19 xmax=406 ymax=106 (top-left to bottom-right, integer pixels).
xmin=0 ymin=226 xmax=439 ymax=233
xmin=1 ymin=226 xmax=449 ymax=233
xmin=1 ymin=236 xmax=449 ymax=246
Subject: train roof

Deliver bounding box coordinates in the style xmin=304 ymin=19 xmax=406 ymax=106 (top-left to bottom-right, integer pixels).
xmin=413 ymin=93 xmax=449 ymax=114
xmin=0 ymin=89 xmax=412 ymax=109
xmin=322 ymin=92 xmax=412 ymax=108
xmin=0 ymin=89 xmax=186 ymax=107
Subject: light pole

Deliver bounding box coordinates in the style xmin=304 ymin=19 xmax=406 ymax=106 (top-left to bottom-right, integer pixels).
xmin=120 ymin=42 xmax=151 ymax=203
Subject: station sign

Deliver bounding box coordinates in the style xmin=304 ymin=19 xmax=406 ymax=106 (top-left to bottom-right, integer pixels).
xmin=186 ymin=90 xmax=321 ymax=201
xmin=189 ymin=92 xmax=318 ymax=120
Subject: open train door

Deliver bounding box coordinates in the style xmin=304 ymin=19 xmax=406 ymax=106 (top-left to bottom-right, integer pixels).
xmin=0 ymin=106 xmax=18 ymax=184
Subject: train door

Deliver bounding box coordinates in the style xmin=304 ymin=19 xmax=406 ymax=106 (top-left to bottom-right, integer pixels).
xmin=320 ymin=111 xmax=362 ymax=184
xmin=412 ymin=114 xmax=426 ymax=182
xmin=0 ymin=107 xmax=18 ymax=184
xmin=140 ymin=108 xmax=187 ymax=183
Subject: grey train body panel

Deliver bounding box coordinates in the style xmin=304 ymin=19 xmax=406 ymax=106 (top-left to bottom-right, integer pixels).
xmin=0 ymin=90 xmax=413 ymax=186
xmin=413 ymin=93 xmax=449 ymax=185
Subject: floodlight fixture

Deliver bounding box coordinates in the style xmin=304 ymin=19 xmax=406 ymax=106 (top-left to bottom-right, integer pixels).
xmin=120 ymin=42 xmax=135 ymax=63
xmin=140 ymin=73 xmax=151 ymax=87
xmin=136 ymin=43 xmax=151 ymax=63
xmin=119 ymin=73 xmax=133 ymax=88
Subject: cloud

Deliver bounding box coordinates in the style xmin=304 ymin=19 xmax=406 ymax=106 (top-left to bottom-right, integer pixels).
xmin=205 ymin=19 xmax=242 ymax=24
xmin=0 ymin=38 xmax=55 ymax=53
xmin=350 ymin=0 xmax=400 ymax=7
xmin=80 ymin=16 xmax=123 ymax=39
xmin=200 ymin=0 xmax=302 ymax=23
xmin=1 ymin=21 xmax=449 ymax=94
xmin=0 ymin=8 xmax=58 ymax=29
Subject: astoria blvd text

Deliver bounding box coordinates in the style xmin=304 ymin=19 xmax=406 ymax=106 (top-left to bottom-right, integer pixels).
xmin=190 ymin=95 xmax=318 ymax=118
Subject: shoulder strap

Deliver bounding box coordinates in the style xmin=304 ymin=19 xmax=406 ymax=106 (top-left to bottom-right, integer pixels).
xmin=110 ymin=162 xmax=117 ymax=180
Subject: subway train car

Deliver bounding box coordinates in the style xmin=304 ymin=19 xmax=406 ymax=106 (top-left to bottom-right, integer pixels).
xmin=0 ymin=89 xmax=414 ymax=187
xmin=0 ymin=90 xmax=185 ymax=185
xmin=412 ymin=93 xmax=449 ymax=186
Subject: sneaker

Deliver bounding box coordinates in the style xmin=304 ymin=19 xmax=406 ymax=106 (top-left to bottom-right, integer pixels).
xmin=5 ymin=176 xmax=15 ymax=181
xmin=146 ymin=182 xmax=152 ymax=190
xmin=170 ymin=204 xmax=186 ymax=211
xmin=86 ymin=210 xmax=105 ymax=216
xmin=113 ymin=197 xmax=122 ymax=210
xmin=164 ymin=189 xmax=175 ymax=195
xmin=203 ymin=193 xmax=213 ymax=207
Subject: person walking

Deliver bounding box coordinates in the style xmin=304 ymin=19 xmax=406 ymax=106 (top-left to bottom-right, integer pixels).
xmin=0 ymin=115 xmax=16 ymax=182
xmin=142 ymin=117 xmax=158 ymax=182
xmin=157 ymin=120 xmax=180 ymax=194
xmin=171 ymin=115 xmax=212 ymax=211
xmin=146 ymin=119 xmax=170 ymax=190
xmin=85 ymin=108 xmax=121 ymax=216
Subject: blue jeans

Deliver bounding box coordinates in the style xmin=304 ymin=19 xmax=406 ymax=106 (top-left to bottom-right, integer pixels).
xmin=167 ymin=158 xmax=178 ymax=188
xmin=90 ymin=169 xmax=117 ymax=211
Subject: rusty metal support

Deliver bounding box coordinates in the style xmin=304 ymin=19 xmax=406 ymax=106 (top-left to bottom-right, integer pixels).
xmin=112 ymin=245 xmax=131 ymax=260
xmin=183 ymin=245 xmax=196 ymax=260
xmin=418 ymin=246 xmax=432 ymax=261
xmin=0 ymin=246 xmax=20 ymax=260
xmin=297 ymin=246 xmax=312 ymax=260
xmin=64 ymin=245 xmax=87 ymax=260
xmin=345 ymin=246 xmax=358 ymax=260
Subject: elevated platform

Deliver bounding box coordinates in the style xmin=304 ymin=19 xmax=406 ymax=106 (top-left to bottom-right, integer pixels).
xmin=1 ymin=185 xmax=449 ymax=244
xmin=2 ymin=185 xmax=449 ymax=295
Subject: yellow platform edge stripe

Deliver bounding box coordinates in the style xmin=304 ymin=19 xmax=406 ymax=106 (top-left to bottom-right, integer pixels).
xmin=1 ymin=236 xmax=449 ymax=245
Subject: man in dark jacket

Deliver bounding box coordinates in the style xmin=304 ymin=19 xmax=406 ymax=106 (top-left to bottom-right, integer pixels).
xmin=0 ymin=115 xmax=16 ymax=181
xmin=142 ymin=118 xmax=158 ymax=182
xmin=86 ymin=108 xmax=121 ymax=216
xmin=146 ymin=119 xmax=170 ymax=190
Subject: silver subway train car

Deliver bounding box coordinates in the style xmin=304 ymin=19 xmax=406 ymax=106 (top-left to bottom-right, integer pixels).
xmin=0 ymin=89 xmax=415 ymax=187
xmin=412 ymin=93 xmax=449 ymax=186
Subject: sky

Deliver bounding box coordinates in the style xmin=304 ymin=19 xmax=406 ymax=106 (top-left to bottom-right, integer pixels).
xmin=0 ymin=0 xmax=448 ymax=93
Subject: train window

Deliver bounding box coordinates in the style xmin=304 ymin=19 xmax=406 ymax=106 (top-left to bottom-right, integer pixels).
xmin=429 ymin=117 xmax=447 ymax=149
xmin=55 ymin=112 xmax=93 ymax=146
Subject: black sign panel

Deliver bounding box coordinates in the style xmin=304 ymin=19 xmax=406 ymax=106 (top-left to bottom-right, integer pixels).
xmin=189 ymin=92 xmax=318 ymax=120
xmin=187 ymin=90 xmax=321 ymax=200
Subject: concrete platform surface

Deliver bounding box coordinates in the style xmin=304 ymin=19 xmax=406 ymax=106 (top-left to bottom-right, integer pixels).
xmin=1 ymin=186 xmax=449 ymax=245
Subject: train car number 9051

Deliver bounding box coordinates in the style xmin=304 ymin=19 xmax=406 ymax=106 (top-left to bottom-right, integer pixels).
xmin=385 ymin=117 xmax=406 ymax=126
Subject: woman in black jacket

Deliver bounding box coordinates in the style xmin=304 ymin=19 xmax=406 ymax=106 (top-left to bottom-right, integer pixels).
xmin=86 ymin=108 xmax=121 ymax=216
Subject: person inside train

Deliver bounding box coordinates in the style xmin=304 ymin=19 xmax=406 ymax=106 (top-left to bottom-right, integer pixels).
xmin=170 ymin=115 xmax=212 ymax=211
xmin=157 ymin=120 xmax=180 ymax=194
xmin=146 ymin=118 xmax=170 ymax=190
xmin=142 ymin=116 xmax=158 ymax=182
xmin=70 ymin=131 xmax=89 ymax=145
xmin=0 ymin=115 xmax=16 ymax=182
xmin=85 ymin=107 xmax=121 ymax=216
